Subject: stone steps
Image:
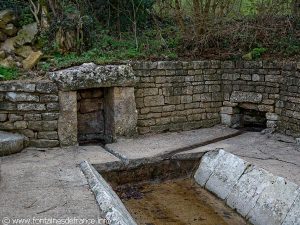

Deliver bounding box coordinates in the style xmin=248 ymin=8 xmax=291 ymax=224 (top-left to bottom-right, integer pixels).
xmin=0 ymin=131 xmax=25 ymax=156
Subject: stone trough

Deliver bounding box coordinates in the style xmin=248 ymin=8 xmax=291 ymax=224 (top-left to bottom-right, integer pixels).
xmin=80 ymin=149 xmax=300 ymax=225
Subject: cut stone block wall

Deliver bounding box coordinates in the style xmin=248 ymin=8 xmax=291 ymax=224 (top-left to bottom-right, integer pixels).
xmin=132 ymin=61 xmax=300 ymax=137
xmin=1 ymin=61 xmax=300 ymax=148
xmin=0 ymin=81 xmax=60 ymax=147
xmin=132 ymin=61 xmax=223 ymax=134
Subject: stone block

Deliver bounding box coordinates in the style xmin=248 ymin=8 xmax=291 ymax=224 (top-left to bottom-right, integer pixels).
xmin=24 ymin=113 xmax=41 ymax=121
xmin=226 ymin=166 xmax=274 ymax=217
xmin=40 ymin=94 xmax=59 ymax=102
xmin=42 ymin=113 xmax=59 ymax=121
xmin=230 ymin=91 xmax=262 ymax=103
xmin=181 ymin=95 xmax=192 ymax=104
xmin=38 ymin=131 xmax=58 ymax=140
xmin=0 ymin=102 xmax=17 ymax=110
xmin=144 ymin=96 xmax=164 ymax=106
xmin=0 ymin=121 xmax=14 ymax=130
xmin=79 ymin=98 xmax=102 ymax=113
xmin=266 ymin=120 xmax=277 ymax=128
xmin=282 ymin=191 xmax=300 ymax=225
xmin=220 ymin=107 xmax=238 ymax=115
xmin=204 ymin=150 xmax=251 ymax=200
xmin=49 ymin=64 xmax=135 ymax=90
xmin=258 ymin=104 xmax=274 ymax=112
xmin=18 ymin=129 xmax=35 ymax=138
xmin=0 ymin=131 xmax=25 ymax=156
xmin=0 ymin=82 xmax=35 ymax=92
xmin=247 ymin=177 xmax=299 ymax=225
xmin=8 ymin=114 xmax=23 ymax=122
xmin=105 ymin=87 xmax=138 ymax=139
xmin=28 ymin=121 xmax=57 ymax=131
xmin=46 ymin=103 xmax=59 ymax=111
xmin=0 ymin=113 xmax=7 ymax=121
xmin=143 ymin=88 xmax=158 ymax=96
xmin=194 ymin=150 xmax=226 ymax=186
xmin=266 ymin=112 xmax=279 ymax=121
xmin=36 ymin=82 xmax=58 ymax=93
xmin=14 ymin=121 xmax=27 ymax=129
xmin=58 ymin=91 xmax=78 ymax=146
xmin=17 ymin=103 xmax=46 ymax=111
xmin=30 ymin=139 xmax=59 ymax=148
xmin=6 ymin=92 xmax=39 ymax=102
xmin=80 ymin=89 xmax=103 ymax=98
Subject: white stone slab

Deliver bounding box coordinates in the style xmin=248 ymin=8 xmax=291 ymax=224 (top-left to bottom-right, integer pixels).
xmin=204 ymin=150 xmax=250 ymax=200
xmin=226 ymin=166 xmax=274 ymax=217
xmin=247 ymin=177 xmax=299 ymax=225
xmin=282 ymin=190 xmax=300 ymax=225
xmin=194 ymin=149 xmax=226 ymax=186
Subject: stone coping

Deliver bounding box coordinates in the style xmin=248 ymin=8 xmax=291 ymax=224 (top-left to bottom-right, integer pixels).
xmin=195 ymin=149 xmax=300 ymax=225
xmin=80 ymin=161 xmax=137 ymax=225
xmin=48 ymin=63 xmax=136 ymax=91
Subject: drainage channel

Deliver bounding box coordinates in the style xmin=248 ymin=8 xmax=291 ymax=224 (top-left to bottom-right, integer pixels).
xmin=104 ymin=129 xmax=245 ymax=163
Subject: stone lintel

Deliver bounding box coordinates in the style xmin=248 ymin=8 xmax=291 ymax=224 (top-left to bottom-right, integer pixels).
xmin=48 ymin=63 xmax=136 ymax=91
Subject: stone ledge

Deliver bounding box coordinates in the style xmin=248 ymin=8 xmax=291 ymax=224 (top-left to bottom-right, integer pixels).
xmin=0 ymin=131 xmax=25 ymax=156
xmin=80 ymin=161 xmax=137 ymax=225
xmin=48 ymin=63 xmax=136 ymax=91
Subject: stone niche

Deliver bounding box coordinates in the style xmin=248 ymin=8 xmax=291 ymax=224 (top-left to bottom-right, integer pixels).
xmin=49 ymin=63 xmax=138 ymax=146
xmin=221 ymin=91 xmax=279 ymax=130
xmin=77 ymin=88 xmax=105 ymax=144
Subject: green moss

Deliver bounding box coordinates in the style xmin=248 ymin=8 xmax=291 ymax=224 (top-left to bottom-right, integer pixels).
xmin=0 ymin=66 xmax=19 ymax=80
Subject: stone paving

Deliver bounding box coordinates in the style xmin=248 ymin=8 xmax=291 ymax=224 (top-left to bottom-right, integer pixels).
xmin=0 ymin=146 xmax=120 ymax=221
xmin=1 ymin=126 xmax=300 ymax=222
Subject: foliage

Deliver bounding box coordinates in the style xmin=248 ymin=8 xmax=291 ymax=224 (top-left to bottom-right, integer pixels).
xmin=1 ymin=0 xmax=300 ymax=73
xmin=0 ymin=0 xmax=34 ymax=26
xmin=0 ymin=66 xmax=19 ymax=80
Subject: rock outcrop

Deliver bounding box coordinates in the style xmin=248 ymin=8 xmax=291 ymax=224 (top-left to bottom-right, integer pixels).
xmin=0 ymin=9 xmax=41 ymax=70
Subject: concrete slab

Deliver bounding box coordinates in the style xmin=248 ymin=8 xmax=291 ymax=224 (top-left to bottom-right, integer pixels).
xmin=177 ymin=132 xmax=300 ymax=185
xmin=0 ymin=146 xmax=120 ymax=221
xmin=105 ymin=125 xmax=240 ymax=164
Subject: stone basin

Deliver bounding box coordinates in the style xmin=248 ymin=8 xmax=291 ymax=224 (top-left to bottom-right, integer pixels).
xmin=81 ymin=149 xmax=300 ymax=225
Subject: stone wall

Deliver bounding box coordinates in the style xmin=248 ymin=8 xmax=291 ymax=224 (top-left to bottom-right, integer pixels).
xmin=220 ymin=61 xmax=283 ymax=129
xmin=277 ymin=62 xmax=300 ymax=136
xmin=0 ymin=81 xmax=60 ymax=147
xmin=132 ymin=61 xmax=300 ymax=137
xmin=1 ymin=61 xmax=300 ymax=148
xmin=132 ymin=61 xmax=223 ymax=134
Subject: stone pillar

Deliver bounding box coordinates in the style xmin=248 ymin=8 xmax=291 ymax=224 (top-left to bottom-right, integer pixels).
xmin=104 ymin=87 xmax=137 ymax=142
xmin=58 ymin=91 xmax=78 ymax=146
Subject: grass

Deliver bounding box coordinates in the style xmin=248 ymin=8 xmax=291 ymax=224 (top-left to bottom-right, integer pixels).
xmin=0 ymin=66 xmax=19 ymax=80
xmin=38 ymin=29 xmax=179 ymax=71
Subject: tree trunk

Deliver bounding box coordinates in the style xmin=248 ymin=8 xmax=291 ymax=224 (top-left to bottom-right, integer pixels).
xmin=292 ymin=0 xmax=300 ymax=17
xmin=174 ymin=0 xmax=185 ymax=35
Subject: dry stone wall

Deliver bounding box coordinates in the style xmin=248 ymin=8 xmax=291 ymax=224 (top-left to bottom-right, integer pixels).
xmin=1 ymin=60 xmax=300 ymax=149
xmin=132 ymin=61 xmax=223 ymax=134
xmin=132 ymin=61 xmax=300 ymax=137
xmin=0 ymin=81 xmax=60 ymax=147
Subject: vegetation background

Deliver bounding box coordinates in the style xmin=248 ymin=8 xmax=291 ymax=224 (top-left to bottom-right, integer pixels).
xmin=0 ymin=0 xmax=299 ymax=74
